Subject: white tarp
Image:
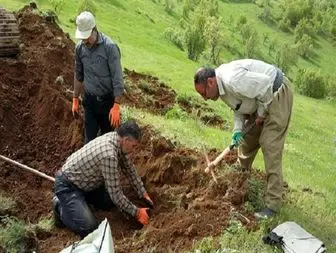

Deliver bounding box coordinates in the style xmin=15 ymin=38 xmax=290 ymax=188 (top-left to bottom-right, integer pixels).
xmin=272 ymin=221 xmax=326 ymax=253
xmin=60 ymin=219 xmax=114 ymax=253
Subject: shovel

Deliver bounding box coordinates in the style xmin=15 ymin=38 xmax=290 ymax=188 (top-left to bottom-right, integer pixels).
xmin=204 ymin=121 xmax=256 ymax=173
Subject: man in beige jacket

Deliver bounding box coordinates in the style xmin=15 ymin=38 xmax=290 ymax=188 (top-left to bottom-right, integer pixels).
xmin=194 ymin=59 xmax=293 ymax=219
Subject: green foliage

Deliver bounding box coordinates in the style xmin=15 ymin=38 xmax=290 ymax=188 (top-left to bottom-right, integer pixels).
xmin=278 ymin=17 xmax=291 ymax=32
xmin=48 ymin=0 xmax=65 ymax=15
xmin=295 ymin=68 xmax=327 ymax=99
xmin=294 ymin=18 xmax=315 ymax=43
xmin=191 ymin=236 xmax=217 ymax=253
xmin=204 ymin=16 xmax=224 ymax=64
xmin=165 ymin=104 xmax=188 ymax=120
xmin=294 ymin=34 xmax=314 ymax=58
xmin=184 ymin=13 xmax=206 ymax=61
xmin=164 ymin=27 xmax=184 ymax=50
xmin=0 ymin=195 xmax=16 ymax=216
xmin=164 ymin=0 xmax=175 ymax=14
xmin=279 ymin=0 xmax=314 ymax=27
xmin=240 ymin=24 xmax=260 ymax=58
xmin=325 ymin=75 xmax=336 ymax=100
xmin=77 ymin=0 xmax=97 ymax=15
xmin=244 ymin=177 xmax=265 ymax=212
xmin=0 ymin=217 xmax=27 ymax=253
xmin=275 ymin=42 xmax=298 ymax=73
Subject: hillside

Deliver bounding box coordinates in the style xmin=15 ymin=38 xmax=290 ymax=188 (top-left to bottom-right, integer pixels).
xmin=1 ymin=0 xmax=336 ymax=252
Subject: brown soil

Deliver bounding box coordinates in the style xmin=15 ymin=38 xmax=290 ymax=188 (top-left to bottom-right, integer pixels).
xmin=0 ymin=6 xmax=258 ymax=253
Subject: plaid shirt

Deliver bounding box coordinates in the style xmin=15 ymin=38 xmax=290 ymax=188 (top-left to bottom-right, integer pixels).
xmin=61 ymin=132 xmax=146 ymax=217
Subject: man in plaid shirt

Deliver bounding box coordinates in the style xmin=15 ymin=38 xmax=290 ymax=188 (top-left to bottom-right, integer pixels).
xmin=52 ymin=120 xmax=153 ymax=237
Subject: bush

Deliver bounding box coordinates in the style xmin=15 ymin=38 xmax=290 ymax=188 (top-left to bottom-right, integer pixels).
xmin=295 ymin=68 xmax=327 ymax=99
xmin=164 ymin=27 xmax=184 ymax=50
xmin=48 ymin=0 xmax=65 ymax=15
xmin=325 ymin=75 xmax=336 ymax=100
xmin=77 ymin=0 xmax=97 ymax=15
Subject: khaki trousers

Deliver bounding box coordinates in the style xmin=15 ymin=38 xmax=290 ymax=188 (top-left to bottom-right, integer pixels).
xmin=238 ymin=77 xmax=293 ymax=212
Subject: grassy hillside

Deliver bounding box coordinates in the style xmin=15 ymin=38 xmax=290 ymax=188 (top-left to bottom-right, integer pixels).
xmin=2 ymin=0 xmax=336 ymax=251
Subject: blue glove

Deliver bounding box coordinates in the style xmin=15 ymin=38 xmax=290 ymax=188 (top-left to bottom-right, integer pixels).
xmin=231 ymin=131 xmax=243 ymax=147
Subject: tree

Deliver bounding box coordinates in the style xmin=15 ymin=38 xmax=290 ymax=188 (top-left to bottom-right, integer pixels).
xmin=295 ymin=34 xmax=314 ymax=58
xmin=77 ymin=0 xmax=97 ymax=15
xmin=204 ymin=17 xmax=224 ymax=64
xmin=295 ymin=68 xmax=326 ymax=99
xmin=275 ymin=42 xmax=298 ymax=73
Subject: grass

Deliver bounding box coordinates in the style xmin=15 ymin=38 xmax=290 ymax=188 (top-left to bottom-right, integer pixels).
xmin=0 ymin=195 xmax=16 ymax=215
xmin=0 ymin=216 xmax=54 ymax=253
xmin=2 ymin=0 xmax=336 ymax=252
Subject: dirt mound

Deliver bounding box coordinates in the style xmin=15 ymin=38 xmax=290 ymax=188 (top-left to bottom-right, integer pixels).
xmin=0 ymin=6 xmax=258 ymax=253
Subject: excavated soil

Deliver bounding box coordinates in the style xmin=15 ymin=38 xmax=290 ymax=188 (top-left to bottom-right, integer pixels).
xmin=0 ymin=6 xmax=258 ymax=253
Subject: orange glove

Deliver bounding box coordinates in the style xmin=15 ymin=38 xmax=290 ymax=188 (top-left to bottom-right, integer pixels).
xmin=72 ymin=98 xmax=79 ymax=117
xmin=109 ymin=103 xmax=120 ymax=128
xmin=136 ymin=208 xmax=150 ymax=225
xmin=143 ymin=192 xmax=153 ymax=208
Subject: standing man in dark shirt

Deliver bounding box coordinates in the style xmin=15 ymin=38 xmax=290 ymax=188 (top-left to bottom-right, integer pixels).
xmin=72 ymin=11 xmax=124 ymax=143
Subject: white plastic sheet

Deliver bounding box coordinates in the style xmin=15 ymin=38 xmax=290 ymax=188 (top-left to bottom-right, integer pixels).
xmin=60 ymin=219 xmax=114 ymax=253
xmin=272 ymin=221 xmax=326 ymax=253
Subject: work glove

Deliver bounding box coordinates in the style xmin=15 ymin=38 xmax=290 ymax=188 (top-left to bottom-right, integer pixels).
xmin=72 ymin=97 xmax=79 ymax=117
xmin=231 ymin=131 xmax=243 ymax=147
xmin=109 ymin=103 xmax=121 ymax=128
xmin=136 ymin=208 xmax=150 ymax=225
xmin=143 ymin=192 xmax=154 ymax=209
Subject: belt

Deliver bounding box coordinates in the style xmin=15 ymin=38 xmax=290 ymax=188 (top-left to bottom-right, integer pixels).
xmin=84 ymin=92 xmax=113 ymax=102
xmin=273 ymin=68 xmax=283 ymax=93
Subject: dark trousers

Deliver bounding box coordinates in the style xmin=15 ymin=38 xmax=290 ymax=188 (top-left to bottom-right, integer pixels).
xmin=83 ymin=93 xmax=114 ymax=144
xmin=54 ymin=173 xmax=114 ymax=238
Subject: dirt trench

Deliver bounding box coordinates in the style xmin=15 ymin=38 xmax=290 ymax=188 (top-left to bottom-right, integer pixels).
xmin=0 ymin=6 xmax=257 ymax=253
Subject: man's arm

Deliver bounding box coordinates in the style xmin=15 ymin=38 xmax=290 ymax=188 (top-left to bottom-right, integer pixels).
xmin=102 ymin=156 xmax=138 ymax=217
xmin=73 ymin=77 xmax=83 ymax=98
xmin=119 ymin=154 xmax=146 ymax=199
xmin=107 ymin=44 xmax=124 ymax=98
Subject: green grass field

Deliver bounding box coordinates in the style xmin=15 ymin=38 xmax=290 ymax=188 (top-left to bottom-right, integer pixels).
xmin=2 ymin=0 xmax=336 ymax=251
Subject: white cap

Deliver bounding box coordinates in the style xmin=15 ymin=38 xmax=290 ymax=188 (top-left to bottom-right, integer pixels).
xmin=75 ymin=11 xmax=96 ymax=39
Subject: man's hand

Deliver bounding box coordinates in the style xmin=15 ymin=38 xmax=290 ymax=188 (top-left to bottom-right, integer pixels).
xmin=72 ymin=98 xmax=79 ymax=117
xmin=143 ymin=192 xmax=154 ymax=209
xmin=204 ymin=162 xmax=215 ymax=173
xmin=255 ymin=116 xmax=264 ymax=126
xmin=136 ymin=208 xmax=150 ymax=225
xmin=109 ymin=103 xmax=121 ymax=128
xmin=231 ymin=131 xmax=243 ymax=147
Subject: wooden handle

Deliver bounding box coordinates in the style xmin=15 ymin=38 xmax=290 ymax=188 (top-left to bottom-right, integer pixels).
xmin=0 ymin=155 xmax=55 ymax=182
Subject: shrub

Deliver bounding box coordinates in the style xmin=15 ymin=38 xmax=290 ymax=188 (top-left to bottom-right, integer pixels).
xmin=164 ymin=27 xmax=184 ymax=51
xmin=295 ymin=68 xmax=327 ymax=99
xmin=48 ymin=0 xmax=65 ymax=15
xmin=77 ymin=0 xmax=97 ymax=15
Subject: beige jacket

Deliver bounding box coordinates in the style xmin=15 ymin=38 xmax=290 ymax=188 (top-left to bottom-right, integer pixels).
xmin=216 ymin=59 xmax=277 ymax=131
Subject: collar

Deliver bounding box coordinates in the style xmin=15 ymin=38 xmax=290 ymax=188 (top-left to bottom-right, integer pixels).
xmin=96 ymin=32 xmax=104 ymax=44
xmin=215 ymin=71 xmax=226 ymax=96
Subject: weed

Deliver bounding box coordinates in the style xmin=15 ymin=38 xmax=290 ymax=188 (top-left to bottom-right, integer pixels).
xmin=0 ymin=217 xmax=28 ymax=253
xmin=245 ymin=177 xmax=265 ymax=212
xmin=165 ymin=104 xmax=188 ymax=120
xmin=0 ymin=195 xmax=16 ymax=216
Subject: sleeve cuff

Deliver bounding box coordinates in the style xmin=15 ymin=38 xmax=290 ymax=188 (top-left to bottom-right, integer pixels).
xmin=233 ymin=113 xmax=244 ymax=132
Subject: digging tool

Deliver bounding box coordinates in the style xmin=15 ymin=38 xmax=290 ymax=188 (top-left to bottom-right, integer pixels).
xmin=0 ymin=154 xmax=55 ymax=182
xmin=201 ymin=145 xmax=218 ymax=184
xmin=205 ymin=121 xmax=256 ymax=171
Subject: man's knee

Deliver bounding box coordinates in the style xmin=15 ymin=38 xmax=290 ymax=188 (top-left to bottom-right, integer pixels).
xmin=72 ymin=212 xmax=98 ymax=238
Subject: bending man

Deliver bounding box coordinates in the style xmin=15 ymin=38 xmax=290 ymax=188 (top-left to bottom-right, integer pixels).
xmin=52 ymin=120 xmax=153 ymax=237
xmin=194 ymin=59 xmax=293 ymax=219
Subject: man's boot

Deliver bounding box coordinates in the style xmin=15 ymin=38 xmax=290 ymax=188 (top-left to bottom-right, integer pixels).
xmin=52 ymin=196 xmax=64 ymax=228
